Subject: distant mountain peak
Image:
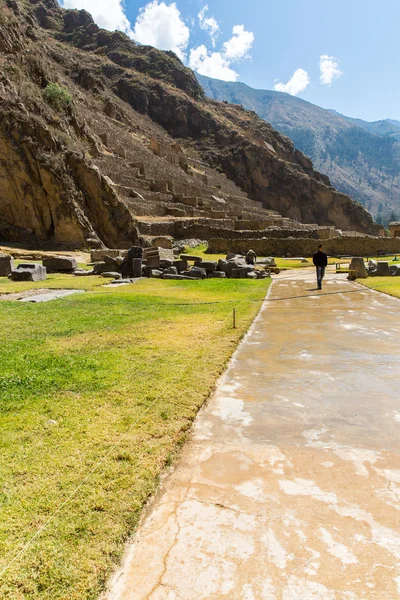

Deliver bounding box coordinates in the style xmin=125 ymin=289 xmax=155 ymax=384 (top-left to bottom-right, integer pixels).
xmin=198 ymin=73 xmax=400 ymax=224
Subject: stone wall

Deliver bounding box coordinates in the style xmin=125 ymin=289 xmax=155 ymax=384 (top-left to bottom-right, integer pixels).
xmin=208 ymin=236 xmax=400 ymax=257
xmin=389 ymin=222 xmax=400 ymax=238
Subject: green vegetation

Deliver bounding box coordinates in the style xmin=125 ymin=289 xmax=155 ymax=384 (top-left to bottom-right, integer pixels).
xmin=360 ymin=276 xmax=400 ymax=299
xmin=43 ymin=83 xmax=72 ymax=111
xmin=0 ymin=276 xmax=270 ymax=599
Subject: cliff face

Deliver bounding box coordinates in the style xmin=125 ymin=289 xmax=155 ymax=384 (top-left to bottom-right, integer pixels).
xmin=0 ymin=0 xmax=380 ymax=247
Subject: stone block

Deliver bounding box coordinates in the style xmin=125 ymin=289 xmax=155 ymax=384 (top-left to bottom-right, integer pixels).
xmin=189 ymin=266 xmax=207 ymax=279
xmin=376 ymin=261 xmax=391 ymax=277
xmin=91 ymin=249 xmax=122 ymax=262
xmin=211 ymin=210 xmax=226 ymax=219
xmin=43 ymin=256 xmax=77 ymax=273
xmin=212 ymin=271 xmax=226 ymax=278
xmin=0 ymin=253 xmax=14 ymax=277
xmin=147 ymin=256 xmax=161 ymax=269
xmin=151 ymin=181 xmax=169 ymax=193
xmin=247 ymin=272 xmax=258 ymax=280
xmin=10 ymin=263 xmax=47 ymax=282
xmin=160 ymin=259 xmax=174 ymax=269
xmin=173 ymin=260 xmax=188 ymax=273
xmin=195 ymin=261 xmax=217 ymax=273
xmin=132 ymin=258 xmax=143 ymax=278
xmin=163 ymin=266 xmax=178 ymax=276
xmin=74 ymin=269 xmax=95 ymax=277
xmin=94 ymin=262 xmax=118 ymax=274
xmin=349 ymin=257 xmax=368 ymax=279
xmin=166 ymin=208 xmax=186 ymax=217
xmin=181 ymin=197 xmax=198 ymax=207
xmin=150 ymin=269 xmax=163 ymax=278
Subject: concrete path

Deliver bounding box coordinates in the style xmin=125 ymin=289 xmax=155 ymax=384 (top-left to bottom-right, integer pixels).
xmin=106 ymin=270 xmax=400 ymax=600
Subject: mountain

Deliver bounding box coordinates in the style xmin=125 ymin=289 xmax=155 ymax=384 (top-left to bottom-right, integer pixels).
xmin=0 ymin=0 xmax=379 ymax=249
xmin=198 ymin=74 xmax=400 ymax=226
xmin=328 ymin=111 xmax=400 ymax=140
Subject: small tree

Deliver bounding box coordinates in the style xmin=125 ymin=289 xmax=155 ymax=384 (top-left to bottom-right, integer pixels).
xmin=43 ymin=83 xmax=72 ymax=111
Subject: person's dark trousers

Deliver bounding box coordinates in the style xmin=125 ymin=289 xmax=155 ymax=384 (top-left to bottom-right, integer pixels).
xmin=316 ymin=266 xmax=325 ymax=289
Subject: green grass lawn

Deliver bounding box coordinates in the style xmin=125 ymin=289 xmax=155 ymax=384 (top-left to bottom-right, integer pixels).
xmin=360 ymin=276 xmax=400 ymax=299
xmin=0 ymin=276 xmax=270 ymax=599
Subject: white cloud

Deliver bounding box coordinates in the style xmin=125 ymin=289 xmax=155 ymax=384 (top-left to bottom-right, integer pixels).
xmin=223 ymin=25 xmax=254 ymax=61
xmin=133 ymin=1 xmax=190 ymax=60
xmin=189 ymin=45 xmax=238 ymax=81
xmin=189 ymin=24 xmax=255 ymax=82
xmin=320 ymin=55 xmax=343 ymax=85
xmin=61 ymin=0 xmax=133 ymax=35
xmin=198 ymin=5 xmax=220 ymax=47
xmin=274 ymin=68 xmax=310 ymax=96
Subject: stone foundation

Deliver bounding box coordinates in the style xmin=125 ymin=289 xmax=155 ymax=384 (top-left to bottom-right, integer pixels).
xmin=207 ymin=236 xmax=400 ymax=257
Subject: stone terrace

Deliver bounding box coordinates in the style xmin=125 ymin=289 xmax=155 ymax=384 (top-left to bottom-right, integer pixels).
xmin=88 ymin=112 xmax=342 ymax=245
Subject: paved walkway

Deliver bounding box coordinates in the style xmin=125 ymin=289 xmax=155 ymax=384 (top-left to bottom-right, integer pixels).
xmin=106 ymin=270 xmax=400 ymax=600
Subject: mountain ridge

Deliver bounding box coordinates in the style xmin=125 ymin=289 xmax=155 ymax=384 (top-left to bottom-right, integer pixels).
xmin=0 ymin=0 xmax=379 ymax=248
xmin=198 ymin=73 xmax=400 ymax=225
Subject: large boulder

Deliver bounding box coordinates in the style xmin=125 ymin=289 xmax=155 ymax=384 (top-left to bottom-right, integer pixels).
xmin=389 ymin=265 xmax=400 ymax=276
xmin=195 ymin=260 xmax=217 ymax=273
xmin=10 ymin=263 xmax=47 ymax=282
xmin=348 ymin=257 xmax=368 ymax=280
xmin=189 ymin=266 xmax=207 ymax=279
xmin=0 ymin=253 xmax=14 ymax=277
xmin=376 ymin=261 xmax=391 ymax=277
xmin=43 ymin=256 xmax=77 ymax=273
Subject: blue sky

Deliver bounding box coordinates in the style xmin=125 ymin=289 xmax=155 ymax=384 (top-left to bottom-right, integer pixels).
xmin=60 ymin=0 xmax=400 ymax=121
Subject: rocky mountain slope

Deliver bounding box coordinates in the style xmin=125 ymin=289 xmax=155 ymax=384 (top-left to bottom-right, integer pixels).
xmin=0 ymin=0 xmax=379 ymax=249
xmin=199 ymin=74 xmax=400 ymax=225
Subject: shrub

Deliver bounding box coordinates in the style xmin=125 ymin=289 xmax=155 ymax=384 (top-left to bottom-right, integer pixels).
xmin=43 ymin=83 xmax=72 ymax=111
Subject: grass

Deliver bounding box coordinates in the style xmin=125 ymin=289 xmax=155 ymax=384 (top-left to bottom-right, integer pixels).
xmin=0 ymin=275 xmax=270 ymax=599
xmin=359 ymin=276 xmax=400 ymax=299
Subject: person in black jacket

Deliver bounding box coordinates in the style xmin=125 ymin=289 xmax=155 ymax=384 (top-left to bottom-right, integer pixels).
xmin=313 ymin=244 xmax=328 ymax=289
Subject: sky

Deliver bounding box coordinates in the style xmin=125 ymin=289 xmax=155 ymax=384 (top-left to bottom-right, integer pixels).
xmin=59 ymin=0 xmax=400 ymax=121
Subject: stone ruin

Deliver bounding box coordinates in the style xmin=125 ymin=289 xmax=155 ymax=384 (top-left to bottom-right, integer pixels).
xmin=368 ymin=260 xmax=400 ymax=277
xmin=347 ymin=257 xmax=400 ymax=280
xmin=85 ymin=246 xmax=272 ymax=282
xmin=10 ymin=263 xmax=47 ymax=282
xmin=0 ymin=253 xmax=14 ymax=277
xmin=43 ymin=256 xmax=77 ymax=273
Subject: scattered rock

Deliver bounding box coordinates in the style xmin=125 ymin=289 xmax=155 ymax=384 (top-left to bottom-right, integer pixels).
xmin=195 ymin=260 xmax=217 ymax=273
xmin=173 ymin=260 xmax=188 ymax=273
xmin=348 ymin=257 xmax=368 ymax=280
xmin=189 ymin=266 xmax=207 ymax=279
xmin=163 ymin=266 xmax=178 ymax=276
xmin=74 ymin=269 xmax=95 ymax=276
xmin=10 ymin=263 xmax=47 ymax=282
xmin=0 ymin=253 xmax=14 ymax=277
xmin=42 ymin=256 xmax=77 ymax=273
xmin=376 ymin=261 xmax=391 ymax=277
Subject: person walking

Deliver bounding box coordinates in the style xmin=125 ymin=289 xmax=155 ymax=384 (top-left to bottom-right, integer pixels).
xmin=313 ymin=244 xmax=328 ymax=290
